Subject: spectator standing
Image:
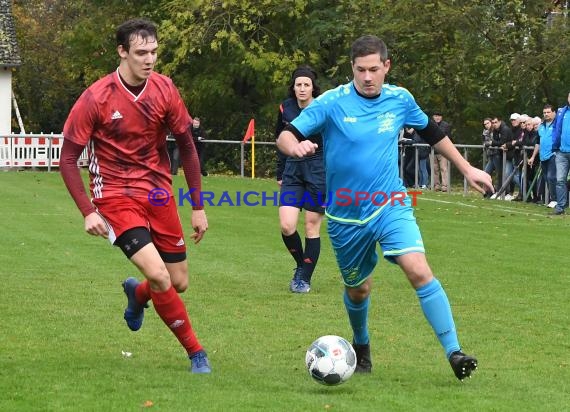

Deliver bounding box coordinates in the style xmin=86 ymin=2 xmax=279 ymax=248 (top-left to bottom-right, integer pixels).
xmin=400 ymin=128 xmax=415 ymax=187
xmin=511 ymin=114 xmax=530 ymax=200
xmin=551 ymin=93 xmax=570 ymax=215
xmin=167 ymin=135 xmax=179 ymax=175
xmin=481 ymin=117 xmax=497 ymax=175
xmin=520 ymin=116 xmax=539 ymax=201
xmin=498 ymin=113 xmax=521 ymax=200
xmin=535 ymin=106 xmax=557 ymax=206
xmin=432 ymin=111 xmax=452 ymax=191
xmin=191 ymin=117 xmax=208 ymax=176
xmin=489 ymin=117 xmax=512 ymax=196
xmin=402 ymin=127 xmax=430 ymax=188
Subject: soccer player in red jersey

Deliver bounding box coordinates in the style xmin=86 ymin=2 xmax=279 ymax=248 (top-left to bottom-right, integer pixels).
xmin=60 ymin=18 xmax=211 ymax=373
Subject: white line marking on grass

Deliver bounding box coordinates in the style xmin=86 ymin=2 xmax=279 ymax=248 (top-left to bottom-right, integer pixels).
xmin=420 ymin=197 xmax=549 ymax=217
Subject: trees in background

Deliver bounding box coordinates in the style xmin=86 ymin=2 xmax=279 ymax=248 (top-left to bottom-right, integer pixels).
xmin=10 ymin=0 xmax=570 ymax=173
xmin=11 ymin=0 xmax=141 ymax=132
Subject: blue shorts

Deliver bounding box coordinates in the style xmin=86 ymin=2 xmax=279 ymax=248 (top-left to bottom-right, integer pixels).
xmin=279 ymin=155 xmax=326 ymax=213
xmin=328 ymin=198 xmax=425 ymax=287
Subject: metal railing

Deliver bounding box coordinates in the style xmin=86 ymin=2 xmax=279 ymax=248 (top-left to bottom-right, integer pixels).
xmin=0 ymin=133 xmax=548 ymax=202
xmin=400 ymin=143 xmax=546 ymax=201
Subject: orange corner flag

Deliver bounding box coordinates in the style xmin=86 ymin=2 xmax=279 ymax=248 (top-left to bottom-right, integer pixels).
xmin=243 ymin=119 xmax=255 ymax=142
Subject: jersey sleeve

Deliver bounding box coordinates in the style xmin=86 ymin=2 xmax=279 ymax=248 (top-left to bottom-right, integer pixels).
xmin=289 ymin=98 xmax=327 ymax=139
xmin=60 ymin=139 xmax=96 ymax=217
xmin=402 ymin=89 xmax=429 ymax=130
xmin=173 ymin=129 xmax=204 ymax=210
xmin=63 ymin=89 xmax=99 ymax=146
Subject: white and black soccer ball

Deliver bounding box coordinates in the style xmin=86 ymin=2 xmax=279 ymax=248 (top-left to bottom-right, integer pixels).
xmin=305 ymin=335 xmax=357 ymax=386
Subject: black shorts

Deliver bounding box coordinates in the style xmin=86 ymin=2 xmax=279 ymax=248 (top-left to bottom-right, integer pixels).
xmin=279 ymin=155 xmax=326 ymax=213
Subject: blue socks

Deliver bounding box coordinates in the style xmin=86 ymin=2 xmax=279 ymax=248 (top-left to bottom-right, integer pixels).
xmin=343 ymin=278 xmax=461 ymax=357
xmin=416 ymin=278 xmax=460 ymax=358
xmin=343 ymin=290 xmax=370 ymax=345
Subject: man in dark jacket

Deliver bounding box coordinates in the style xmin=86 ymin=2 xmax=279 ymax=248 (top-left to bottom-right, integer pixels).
xmin=191 ymin=117 xmax=208 ymax=176
xmin=489 ymin=117 xmax=513 ymax=196
xmin=401 ymin=127 xmax=430 ymax=188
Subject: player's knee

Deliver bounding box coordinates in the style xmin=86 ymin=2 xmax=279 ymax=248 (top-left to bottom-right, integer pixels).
xmin=407 ymin=271 xmax=433 ymax=289
xmin=346 ymin=283 xmax=370 ymax=303
xmin=172 ymin=278 xmax=188 ymax=293
xmin=280 ymin=221 xmax=297 ymax=236
xmin=304 ymin=218 xmax=323 ymax=237
xmin=304 ymin=226 xmax=320 ymax=238
xmin=146 ymin=267 xmax=172 ymax=291
xmin=397 ymin=253 xmax=433 ymax=287
xmin=160 ymin=252 xmax=188 ymax=291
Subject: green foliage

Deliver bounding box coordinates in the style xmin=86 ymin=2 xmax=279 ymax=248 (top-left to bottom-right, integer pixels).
xmin=9 ymin=0 xmax=570 ymax=153
xmin=157 ymin=0 xmax=318 ymax=143
xmin=11 ymin=0 xmax=148 ymax=132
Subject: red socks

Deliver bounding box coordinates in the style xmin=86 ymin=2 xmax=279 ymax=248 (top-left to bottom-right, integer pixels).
xmin=135 ymin=280 xmax=151 ymax=304
xmin=150 ymin=286 xmax=203 ymax=355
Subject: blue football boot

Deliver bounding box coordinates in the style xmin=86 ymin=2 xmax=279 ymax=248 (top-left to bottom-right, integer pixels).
xmin=122 ymin=277 xmax=147 ymax=331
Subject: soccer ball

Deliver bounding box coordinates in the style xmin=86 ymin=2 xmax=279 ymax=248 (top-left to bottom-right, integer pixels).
xmin=305 ymin=335 xmax=357 ymax=385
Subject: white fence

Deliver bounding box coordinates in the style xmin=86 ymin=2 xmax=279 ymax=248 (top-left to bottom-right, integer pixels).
xmin=0 ymin=133 xmax=88 ymax=171
xmin=0 ymin=133 xmax=262 ymax=176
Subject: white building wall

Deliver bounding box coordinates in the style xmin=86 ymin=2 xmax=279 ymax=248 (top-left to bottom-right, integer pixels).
xmin=0 ymin=68 xmax=12 ymax=134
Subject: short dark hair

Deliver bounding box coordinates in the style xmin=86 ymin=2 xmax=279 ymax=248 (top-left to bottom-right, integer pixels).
xmin=116 ymin=19 xmax=158 ymax=52
xmin=350 ymin=35 xmax=388 ymax=63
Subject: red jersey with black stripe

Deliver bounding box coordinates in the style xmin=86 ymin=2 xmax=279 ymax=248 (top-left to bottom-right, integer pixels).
xmin=63 ymin=69 xmax=191 ymax=198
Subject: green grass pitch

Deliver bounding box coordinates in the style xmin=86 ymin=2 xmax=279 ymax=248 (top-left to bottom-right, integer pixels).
xmin=0 ymin=171 xmax=568 ymax=411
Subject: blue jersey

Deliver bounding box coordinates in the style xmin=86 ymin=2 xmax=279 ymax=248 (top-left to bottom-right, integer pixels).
xmin=291 ymin=82 xmax=428 ymax=224
xmin=538 ymin=120 xmax=555 ymax=161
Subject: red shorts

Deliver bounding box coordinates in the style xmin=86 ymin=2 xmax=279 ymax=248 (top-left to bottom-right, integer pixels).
xmin=93 ymin=196 xmax=186 ymax=254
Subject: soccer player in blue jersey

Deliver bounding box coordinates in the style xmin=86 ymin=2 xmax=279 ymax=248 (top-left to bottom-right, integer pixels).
xmin=277 ymin=35 xmax=493 ymax=381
